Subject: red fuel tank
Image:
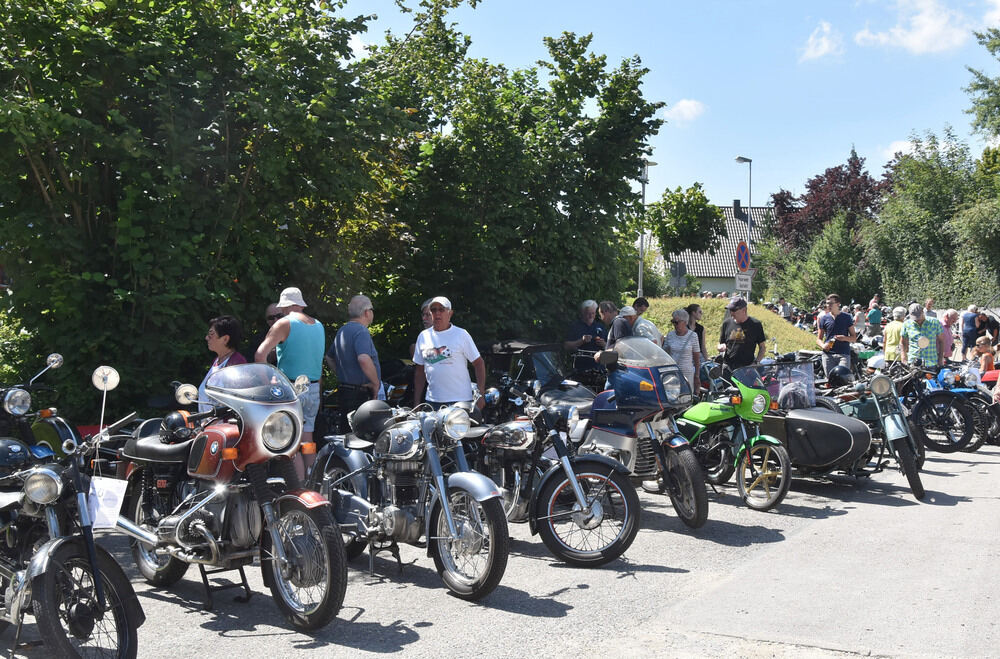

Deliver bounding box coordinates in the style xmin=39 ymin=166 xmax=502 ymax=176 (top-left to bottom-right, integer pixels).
xmin=187 ymin=423 xmax=241 ymax=482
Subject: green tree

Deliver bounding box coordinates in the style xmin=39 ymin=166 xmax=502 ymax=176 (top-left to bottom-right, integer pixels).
xmin=646 ymin=183 xmax=726 ymax=259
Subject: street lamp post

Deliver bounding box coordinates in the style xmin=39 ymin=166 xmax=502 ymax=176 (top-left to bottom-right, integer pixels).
xmin=638 ymin=158 xmax=657 ymax=298
xmin=735 ymin=156 xmax=752 ymax=301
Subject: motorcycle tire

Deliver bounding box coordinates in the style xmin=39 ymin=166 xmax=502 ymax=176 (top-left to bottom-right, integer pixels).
xmin=429 ymin=488 xmax=509 ymax=601
xmin=319 ymin=457 xmax=368 ymax=560
xmin=263 ymin=501 xmax=347 ymax=631
xmin=962 ymin=393 xmax=995 ymax=453
xmin=735 ymin=442 xmax=791 ymax=511
xmin=911 ymin=392 xmax=975 ymax=453
xmin=663 ymin=447 xmax=708 ymax=529
xmin=32 ymin=540 xmax=141 ymax=659
xmin=894 ymin=439 xmax=925 ymax=500
xmin=535 ymin=463 xmax=640 ymax=567
xmin=814 ymin=396 xmax=843 ymax=414
xmin=127 ymin=478 xmax=189 ymax=586
xmin=906 ymin=419 xmax=927 ymax=470
xmin=700 ymin=431 xmax=735 ymax=485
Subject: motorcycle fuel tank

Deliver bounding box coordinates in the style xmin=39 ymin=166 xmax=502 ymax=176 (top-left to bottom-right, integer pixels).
xmin=187 ymin=423 xmax=241 ymax=481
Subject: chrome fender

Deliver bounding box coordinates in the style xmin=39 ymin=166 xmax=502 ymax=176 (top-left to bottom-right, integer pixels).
xmin=527 ymin=454 xmax=629 ymax=536
xmin=307 ymin=437 xmax=371 ymax=500
xmin=424 ymin=471 xmax=502 ymax=556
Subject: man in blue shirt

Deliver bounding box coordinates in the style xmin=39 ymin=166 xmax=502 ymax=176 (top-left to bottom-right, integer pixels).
xmin=564 ymin=300 xmax=606 ymax=372
xmin=816 ymin=293 xmax=856 ymax=377
xmin=327 ymin=295 xmax=382 ymax=431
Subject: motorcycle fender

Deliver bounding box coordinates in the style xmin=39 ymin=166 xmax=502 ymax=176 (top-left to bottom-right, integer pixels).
xmin=735 ymin=434 xmax=781 ymax=462
xmin=424 ymin=472 xmax=503 ymax=557
xmin=307 ymin=440 xmax=370 ymax=499
xmin=884 ymin=413 xmax=909 ymax=441
xmin=527 ymin=454 xmax=629 ymax=536
xmin=27 ymin=536 xmax=145 ymax=627
xmin=275 ymin=489 xmax=331 ymax=510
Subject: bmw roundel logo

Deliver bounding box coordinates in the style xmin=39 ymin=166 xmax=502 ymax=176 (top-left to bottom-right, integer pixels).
xmin=210 ymin=441 xmax=219 ymax=455
xmin=270 ymin=386 xmax=284 ymax=398
xmin=9 ymin=445 xmax=20 ymax=453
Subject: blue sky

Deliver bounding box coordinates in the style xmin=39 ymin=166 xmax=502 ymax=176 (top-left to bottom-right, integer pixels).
xmin=343 ymin=0 xmax=1000 ymax=208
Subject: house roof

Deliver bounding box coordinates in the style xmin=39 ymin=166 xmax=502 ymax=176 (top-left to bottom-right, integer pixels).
xmin=671 ymin=205 xmax=768 ymax=279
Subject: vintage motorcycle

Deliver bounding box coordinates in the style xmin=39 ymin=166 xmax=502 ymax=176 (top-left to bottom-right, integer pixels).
xmin=308 ymin=400 xmax=509 ymax=600
xmin=0 ymin=400 xmax=144 ymax=657
xmin=472 ymin=389 xmax=640 ymax=566
xmin=677 ymin=362 xmax=792 ymax=511
xmin=576 ymin=338 xmax=708 ymax=529
xmin=112 ymin=363 xmax=347 ymax=630
xmin=0 ymin=353 xmax=80 ymax=460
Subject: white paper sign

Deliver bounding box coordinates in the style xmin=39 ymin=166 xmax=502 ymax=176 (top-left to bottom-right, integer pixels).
xmin=88 ymin=476 xmax=128 ymax=530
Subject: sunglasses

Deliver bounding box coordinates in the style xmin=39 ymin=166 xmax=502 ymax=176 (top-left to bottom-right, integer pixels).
xmin=266 ymin=313 xmax=284 ymax=321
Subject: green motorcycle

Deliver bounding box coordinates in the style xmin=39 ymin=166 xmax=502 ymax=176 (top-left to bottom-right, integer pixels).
xmin=677 ymin=364 xmax=792 ymax=511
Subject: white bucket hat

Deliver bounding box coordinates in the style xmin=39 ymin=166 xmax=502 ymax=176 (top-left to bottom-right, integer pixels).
xmin=276 ymin=287 xmax=307 ymax=309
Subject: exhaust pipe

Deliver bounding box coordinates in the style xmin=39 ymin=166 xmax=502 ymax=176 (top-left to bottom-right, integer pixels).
xmin=115 ymin=516 xmax=158 ymax=547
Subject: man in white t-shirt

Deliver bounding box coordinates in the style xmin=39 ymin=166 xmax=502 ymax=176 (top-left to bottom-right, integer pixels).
xmin=413 ymin=296 xmax=486 ymax=411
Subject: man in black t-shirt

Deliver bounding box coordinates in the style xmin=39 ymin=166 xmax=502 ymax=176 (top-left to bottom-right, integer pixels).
xmin=717 ymin=297 xmax=766 ymax=369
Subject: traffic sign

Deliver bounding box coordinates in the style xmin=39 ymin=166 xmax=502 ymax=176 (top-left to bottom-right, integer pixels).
xmin=735 ymin=241 xmax=750 ymax=272
xmin=735 ymin=273 xmax=752 ymax=291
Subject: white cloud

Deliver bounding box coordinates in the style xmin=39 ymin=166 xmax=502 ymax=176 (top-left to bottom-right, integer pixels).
xmin=663 ymin=99 xmax=706 ymax=123
xmin=882 ymin=139 xmax=916 ymax=160
xmin=985 ymin=0 xmax=1000 ymax=27
xmin=854 ymin=0 xmax=970 ymax=54
xmin=348 ymin=34 xmax=369 ymax=59
xmin=800 ymin=21 xmax=844 ymax=62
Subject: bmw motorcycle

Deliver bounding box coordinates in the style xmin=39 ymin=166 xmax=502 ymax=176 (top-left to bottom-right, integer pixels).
xmin=111 ymin=363 xmax=347 ymax=630
xmin=308 ymin=400 xmax=509 ymax=601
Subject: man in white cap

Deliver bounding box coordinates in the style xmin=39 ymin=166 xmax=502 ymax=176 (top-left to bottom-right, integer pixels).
xmin=605 ymin=305 xmax=638 ymax=350
xmin=412 ymin=296 xmax=486 ymax=411
xmin=256 ymin=286 xmax=325 ymax=476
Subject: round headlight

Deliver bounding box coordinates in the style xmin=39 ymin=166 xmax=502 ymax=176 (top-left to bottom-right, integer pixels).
xmin=941 ymin=370 xmax=956 ymax=386
xmin=870 ymin=374 xmax=892 ymax=397
xmin=24 ymin=467 xmax=62 ymax=504
xmin=439 ymin=407 xmax=471 ymax=440
xmin=3 ymin=389 xmax=31 ymax=416
xmin=963 ymin=371 xmax=981 ymax=388
xmin=751 ymin=394 xmax=767 ymax=415
xmin=261 ymin=411 xmax=296 ymax=452
xmin=484 ymin=388 xmax=500 ymax=406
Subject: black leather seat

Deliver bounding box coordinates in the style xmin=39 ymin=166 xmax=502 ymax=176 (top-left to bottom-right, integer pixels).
xmin=539 ymin=384 xmax=595 ymax=417
xmin=121 ymin=435 xmax=194 ymax=463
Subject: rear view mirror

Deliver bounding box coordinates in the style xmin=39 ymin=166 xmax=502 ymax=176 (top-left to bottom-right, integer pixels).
xmin=597 ymin=350 xmax=619 ymax=367
xmin=46 ymin=353 xmax=64 ymax=369
xmin=175 ymin=384 xmax=198 ymax=405
xmin=91 ymin=366 xmax=120 ymax=392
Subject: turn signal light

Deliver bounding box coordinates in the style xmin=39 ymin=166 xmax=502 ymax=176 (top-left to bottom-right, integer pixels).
xmin=730 ymin=395 xmax=742 ymax=405
xmin=300 ymin=441 xmax=317 ymax=455
xmin=770 ymin=401 xmax=779 ymax=410
xmin=639 ymin=381 xmax=654 ymax=392
xmin=221 ymin=447 xmax=238 ymax=460
xmin=39 ymin=408 xmax=56 ymax=418
xmin=925 ymin=373 xmax=933 ymax=379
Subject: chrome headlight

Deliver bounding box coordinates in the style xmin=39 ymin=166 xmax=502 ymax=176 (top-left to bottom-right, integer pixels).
xmin=484 ymin=388 xmax=500 ymax=406
xmin=24 ymin=467 xmax=62 ymax=504
xmin=261 ymin=411 xmax=296 ymax=452
xmin=751 ymin=394 xmax=767 ymax=415
xmin=940 ymin=370 xmax=956 ymax=386
xmin=438 ymin=407 xmax=471 ymax=440
xmin=661 ymin=369 xmax=692 ymax=406
xmin=3 ymin=389 xmax=31 ymax=416
xmin=870 ymin=374 xmax=892 ymax=397
xmin=963 ymin=371 xmax=981 ymax=388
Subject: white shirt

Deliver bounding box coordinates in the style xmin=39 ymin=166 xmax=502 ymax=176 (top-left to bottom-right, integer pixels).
xmin=413 ymin=324 xmax=481 ymax=402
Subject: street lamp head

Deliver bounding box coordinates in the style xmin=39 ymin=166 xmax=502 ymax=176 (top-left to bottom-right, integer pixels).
xmin=735 ymin=156 xmax=752 ymax=164
xmin=643 ymin=159 xmax=658 ymax=167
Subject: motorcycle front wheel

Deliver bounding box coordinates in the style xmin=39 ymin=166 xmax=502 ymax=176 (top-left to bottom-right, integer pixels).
xmin=663 ymin=447 xmax=708 ymax=529
xmin=894 ymin=439 xmax=925 ymax=500
xmin=535 ymin=464 xmax=640 ymax=567
xmin=264 ymin=501 xmax=347 ymax=631
xmin=429 ymin=488 xmax=509 ymax=600
xmin=32 ymin=541 xmax=140 ymax=659
xmin=735 ymin=443 xmax=791 ymax=511
xmin=962 ymin=393 xmax=993 ymax=453
xmin=911 ymin=393 xmax=974 ymax=453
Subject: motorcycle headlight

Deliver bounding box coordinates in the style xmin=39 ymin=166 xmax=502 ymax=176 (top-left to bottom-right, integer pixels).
xmin=261 ymin=411 xmax=297 ymax=452
xmin=751 ymin=394 xmax=767 ymax=415
xmin=661 ymin=369 xmax=691 ymax=406
xmin=963 ymin=372 xmax=981 ymax=388
xmin=941 ymin=370 xmax=956 ymax=386
xmin=484 ymin=388 xmax=500 ymax=406
xmin=3 ymin=389 xmax=31 ymax=416
xmin=24 ymin=467 xmax=62 ymax=504
xmin=438 ymin=407 xmax=471 ymax=440
xmin=870 ymin=374 xmax=892 ymax=397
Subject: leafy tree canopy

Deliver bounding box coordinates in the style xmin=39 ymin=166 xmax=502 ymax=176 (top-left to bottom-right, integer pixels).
xmin=646 ymin=182 xmax=726 ymax=259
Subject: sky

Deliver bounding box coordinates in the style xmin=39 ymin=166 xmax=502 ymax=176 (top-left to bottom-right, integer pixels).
xmin=341 ymin=0 xmax=1000 ymax=208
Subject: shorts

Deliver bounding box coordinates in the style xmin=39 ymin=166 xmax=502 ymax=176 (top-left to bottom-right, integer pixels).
xmin=821 ymin=352 xmax=850 ymax=377
xmin=962 ymin=334 xmax=977 ymax=353
xmin=300 ymin=382 xmax=320 ymax=432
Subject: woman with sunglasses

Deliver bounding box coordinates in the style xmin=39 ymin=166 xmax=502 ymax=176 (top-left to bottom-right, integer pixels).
xmin=198 ymin=315 xmax=248 ymax=412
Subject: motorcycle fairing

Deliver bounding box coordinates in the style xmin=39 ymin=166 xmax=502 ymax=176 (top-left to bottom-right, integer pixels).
xmin=589 ymin=391 xmax=637 ymax=437
xmin=608 ymin=365 xmax=664 ymax=410
xmin=681 ymin=401 xmax=738 ymax=426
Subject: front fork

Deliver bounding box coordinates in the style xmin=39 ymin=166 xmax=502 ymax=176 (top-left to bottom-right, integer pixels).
xmin=70 ymin=456 xmax=107 ymax=609
xmin=426 ymin=443 xmax=459 ymax=538
xmin=548 ymin=430 xmax=592 ymax=512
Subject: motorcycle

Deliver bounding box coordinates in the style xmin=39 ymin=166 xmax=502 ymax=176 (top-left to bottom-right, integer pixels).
xmin=677 ymin=362 xmax=792 ymax=511
xmin=892 ymin=362 xmax=975 ymax=454
xmin=308 ymin=400 xmax=509 ymax=600
xmin=473 ymin=388 xmax=640 ymax=566
xmin=0 ymin=405 xmax=144 ymax=657
xmin=0 ymin=353 xmax=80 ymax=460
xmin=577 ymin=337 xmax=709 ymax=529
xmin=111 ymin=363 xmax=347 ymax=630
xmin=922 ymin=362 xmax=997 ymax=452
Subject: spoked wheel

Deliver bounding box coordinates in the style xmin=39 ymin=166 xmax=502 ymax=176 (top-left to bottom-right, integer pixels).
xmin=735 ymin=442 xmax=791 ymax=511
xmin=535 ymin=464 xmax=640 ymax=567
xmin=663 ymin=447 xmax=708 ymax=529
xmin=894 ymin=439 xmax=925 ymax=500
xmin=319 ymin=457 xmax=368 ymax=560
xmin=32 ymin=541 xmax=141 ymax=659
xmin=264 ymin=501 xmax=347 ymax=631
xmin=963 ymin=393 xmax=994 ymax=453
xmin=911 ymin=393 xmax=975 ymax=453
xmin=700 ymin=430 xmax=735 ymax=485
xmin=429 ymin=488 xmax=509 ymax=600
xmin=127 ymin=479 xmax=188 ymax=586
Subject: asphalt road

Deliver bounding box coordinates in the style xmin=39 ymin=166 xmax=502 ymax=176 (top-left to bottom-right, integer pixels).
xmin=9 ymin=446 xmax=1000 ymax=658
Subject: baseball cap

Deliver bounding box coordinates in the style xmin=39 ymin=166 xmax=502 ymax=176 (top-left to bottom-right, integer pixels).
xmin=619 ymin=306 xmax=637 ymax=317
xmin=908 ymin=302 xmax=923 ymax=318
xmin=276 ymin=287 xmax=307 ymax=309
xmin=429 ymin=296 xmax=452 ymax=310
xmin=725 ymin=297 xmax=748 ymax=311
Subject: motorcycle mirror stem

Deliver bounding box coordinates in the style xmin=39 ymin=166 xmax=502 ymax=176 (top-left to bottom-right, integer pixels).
xmin=28 ymin=353 xmax=64 ymax=387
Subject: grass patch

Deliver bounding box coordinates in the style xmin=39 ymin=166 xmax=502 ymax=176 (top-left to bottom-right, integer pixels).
xmin=644 ymin=297 xmax=819 ymax=354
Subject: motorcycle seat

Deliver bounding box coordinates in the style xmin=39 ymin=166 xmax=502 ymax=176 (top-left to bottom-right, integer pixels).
xmin=121 ymin=435 xmax=194 ymax=463
xmin=539 ymin=384 xmax=595 ymax=417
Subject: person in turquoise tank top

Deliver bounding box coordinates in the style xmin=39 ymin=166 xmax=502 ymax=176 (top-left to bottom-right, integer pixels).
xmin=256 ymin=286 xmax=325 ymax=478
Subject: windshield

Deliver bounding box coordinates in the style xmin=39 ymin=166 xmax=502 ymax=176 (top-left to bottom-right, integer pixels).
xmin=733 ymin=362 xmax=815 ymax=409
xmin=613 ymin=336 xmax=677 ymax=367
xmin=531 ymin=351 xmax=562 ymax=385
xmin=205 ymin=363 xmax=297 ymax=403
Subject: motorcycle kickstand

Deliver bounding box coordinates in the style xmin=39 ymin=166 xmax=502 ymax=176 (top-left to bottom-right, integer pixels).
xmin=197 ymin=564 xmax=253 ymax=611
xmin=368 ymin=539 xmax=403 ymax=576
